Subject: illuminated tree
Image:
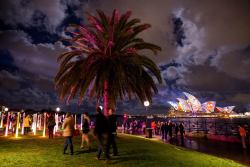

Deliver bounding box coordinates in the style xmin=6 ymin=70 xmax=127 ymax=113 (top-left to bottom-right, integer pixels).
xmin=55 ymin=9 xmax=162 ymax=115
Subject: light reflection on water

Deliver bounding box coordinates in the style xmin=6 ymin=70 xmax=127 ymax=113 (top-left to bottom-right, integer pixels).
xmin=168 ymin=136 xmax=250 ymax=166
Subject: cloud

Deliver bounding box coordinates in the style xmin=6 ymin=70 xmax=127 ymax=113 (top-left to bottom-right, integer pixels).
xmin=0 ymin=0 xmax=67 ymax=32
xmin=230 ymin=93 xmax=250 ymax=104
xmin=0 ymin=70 xmax=22 ymax=90
xmin=212 ymin=46 xmax=250 ymax=81
xmin=0 ymin=30 xmax=66 ymax=77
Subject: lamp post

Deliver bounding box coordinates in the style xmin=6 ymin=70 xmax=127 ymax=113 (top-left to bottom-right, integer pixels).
xmin=144 ymin=101 xmax=150 ymax=128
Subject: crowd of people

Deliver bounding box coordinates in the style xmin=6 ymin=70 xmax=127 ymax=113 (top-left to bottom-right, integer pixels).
xmin=122 ymin=119 xmax=185 ymax=141
xmin=62 ymin=106 xmax=118 ymax=163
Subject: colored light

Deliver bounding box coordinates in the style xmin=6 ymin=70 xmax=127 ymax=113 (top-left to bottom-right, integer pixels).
xmin=5 ymin=112 xmax=10 ymax=136
xmin=21 ymin=112 xmax=25 ymax=135
xmin=43 ymin=113 xmax=46 ymax=137
xmin=15 ymin=112 xmax=20 ymax=138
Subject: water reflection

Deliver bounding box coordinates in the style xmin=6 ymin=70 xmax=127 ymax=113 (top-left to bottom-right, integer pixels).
xmin=168 ymin=136 xmax=250 ymax=166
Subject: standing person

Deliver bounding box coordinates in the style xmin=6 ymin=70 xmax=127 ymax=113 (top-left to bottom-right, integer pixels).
xmin=47 ymin=113 xmax=56 ymax=139
xmin=81 ymin=112 xmax=91 ymax=150
xmin=179 ymin=122 xmax=185 ymax=146
xmin=106 ymin=108 xmax=118 ymax=157
xmin=164 ymin=122 xmax=169 ymax=141
xmin=63 ymin=112 xmax=75 ymax=155
xmin=238 ymin=125 xmax=247 ymax=149
xmin=94 ymin=107 xmax=110 ymax=162
xmin=179 ymin=122 xmax=185 ymax=138
xmin=175 ymin=123 xmax=179 ymax=138
xmin=151 ymin=121 xmax=156 ymax=136
xmin=24 ymin=114 xmax=31 ymax=135
xmin=168 ymin=121 xmax=173 ymax=141
xmin=160 ymin=122 xmax=165 ymax=140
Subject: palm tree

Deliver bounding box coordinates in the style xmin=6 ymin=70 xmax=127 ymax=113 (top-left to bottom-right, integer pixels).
xmin=55 ymin=9 xmax=162 ymax=115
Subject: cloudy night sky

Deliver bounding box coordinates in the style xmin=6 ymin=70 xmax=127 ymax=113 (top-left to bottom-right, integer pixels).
xmin=0 ymin=0 xmax=250 ymax=114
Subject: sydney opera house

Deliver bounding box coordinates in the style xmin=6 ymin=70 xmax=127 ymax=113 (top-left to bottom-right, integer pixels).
xmin=168 ymin=92 xmax=235 ymax=114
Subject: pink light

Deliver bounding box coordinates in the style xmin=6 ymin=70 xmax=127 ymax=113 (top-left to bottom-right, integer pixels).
xmin=5 ymin=112 xmax=10 ymax=136
xmin=21 ymin=112 xmax=25 ymax=135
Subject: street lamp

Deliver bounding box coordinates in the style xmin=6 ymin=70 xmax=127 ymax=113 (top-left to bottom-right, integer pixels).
xmin=99 ymin=106 xmax=103 ymax=110
xmin=144 ymin=100 xmax=152 ymax=138
xmin=4 ymin=107 xmax=9 ymax=112
xmin=144 ymin=101 xmax=150 ymax=128
xmin=144 ymin=101 xmax=150 ymax=108
xmin=56 ymin=107 xmax=60 ymax=112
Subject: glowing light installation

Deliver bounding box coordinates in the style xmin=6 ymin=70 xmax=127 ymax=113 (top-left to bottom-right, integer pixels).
xmin=39 ymin=114 xmax=42 ymax=130
xmin=183 ymin=92 xmax=202 ymax=113
xmin=43 ymin=113 xmax=46 ymax=137
xmin=168 ymin=101 xmax=179 ymax=110
xmin=5 ymin=112 xmax=10 ymax=136
xmin=21 ymin=112 xmax=25 ymax=135
xmin=74 ymin=114 xmax=77 ymax=129
xmin=80 ymin=114 xmax=83 ymax=130
xmin=177 ymin=98 xmax=191 ymax=112
xmin=54 ymin=113 xmax=59 ymax=135
xmin=32 ymin=114 xmax=37 ymax=135
xmin=15 ymin=112 xmax=20 ymax=138
xmin=222 ymin=106 xmax=235 ymax=113
xmin=201 ymin=101 xmax=216 ymax=113
xmin=0 ymin=112 xmax=4 ymax=128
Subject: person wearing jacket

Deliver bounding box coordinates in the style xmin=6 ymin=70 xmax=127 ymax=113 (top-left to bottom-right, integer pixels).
xmin=94 ymin=107 xmax=110 ymax=161
xmin=24 ymin=115 xmax=31 ymax=135
xmin=63 ymin=112 xmax=75 ymax=155
xmin=47 ymin=113 xmax=56 ymax=139
xmin=81 ymin=112 xmax=91 ymax=150
xmin=106 ymin=108 xmax=118 ymax=156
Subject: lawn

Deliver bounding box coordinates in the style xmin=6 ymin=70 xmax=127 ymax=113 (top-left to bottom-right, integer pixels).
xmin=0 ymin=133 xmax=245 ymax=167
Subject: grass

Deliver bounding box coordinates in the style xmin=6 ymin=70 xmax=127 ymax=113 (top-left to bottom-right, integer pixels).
xmin=0 ymin=133 xmax=245 ymax=167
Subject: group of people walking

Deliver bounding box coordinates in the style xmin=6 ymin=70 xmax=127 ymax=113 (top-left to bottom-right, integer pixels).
xmin=62 ymin=106 xmax=118 ymax=163
xmin=160 ymin=121 xmax=185 ymax=141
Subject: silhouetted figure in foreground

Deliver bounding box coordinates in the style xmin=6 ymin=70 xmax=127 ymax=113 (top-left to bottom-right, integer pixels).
xmin=94 ymin=107 xmax=110 ymax=162
xmin=179 ymin=122 xmax=185 ymax=145
xmin=107 ymin=108 xmax=118 ymax=156
xmin=47 ymin=113 xmax=56 ymax=139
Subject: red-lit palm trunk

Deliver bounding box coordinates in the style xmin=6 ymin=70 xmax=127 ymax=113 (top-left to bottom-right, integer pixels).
xmin=103 ymin=80 xmax=109 ymax=116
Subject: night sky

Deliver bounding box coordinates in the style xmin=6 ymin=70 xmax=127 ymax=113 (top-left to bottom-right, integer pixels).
xmin=1 ymin=0 xmax=250 ymax=114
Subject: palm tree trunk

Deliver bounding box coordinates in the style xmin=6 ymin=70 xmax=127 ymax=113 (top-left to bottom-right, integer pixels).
xmin=103 ymin=80 xmax=108 ymax=116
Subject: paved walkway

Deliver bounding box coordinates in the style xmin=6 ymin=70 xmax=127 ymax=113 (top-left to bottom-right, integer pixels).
xmin=125 ymin=133 xmax=250 ymax=166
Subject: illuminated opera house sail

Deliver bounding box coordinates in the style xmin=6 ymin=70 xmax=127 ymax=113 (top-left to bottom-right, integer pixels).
xmin=168 ymin=92 xmax=235 ymax=114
